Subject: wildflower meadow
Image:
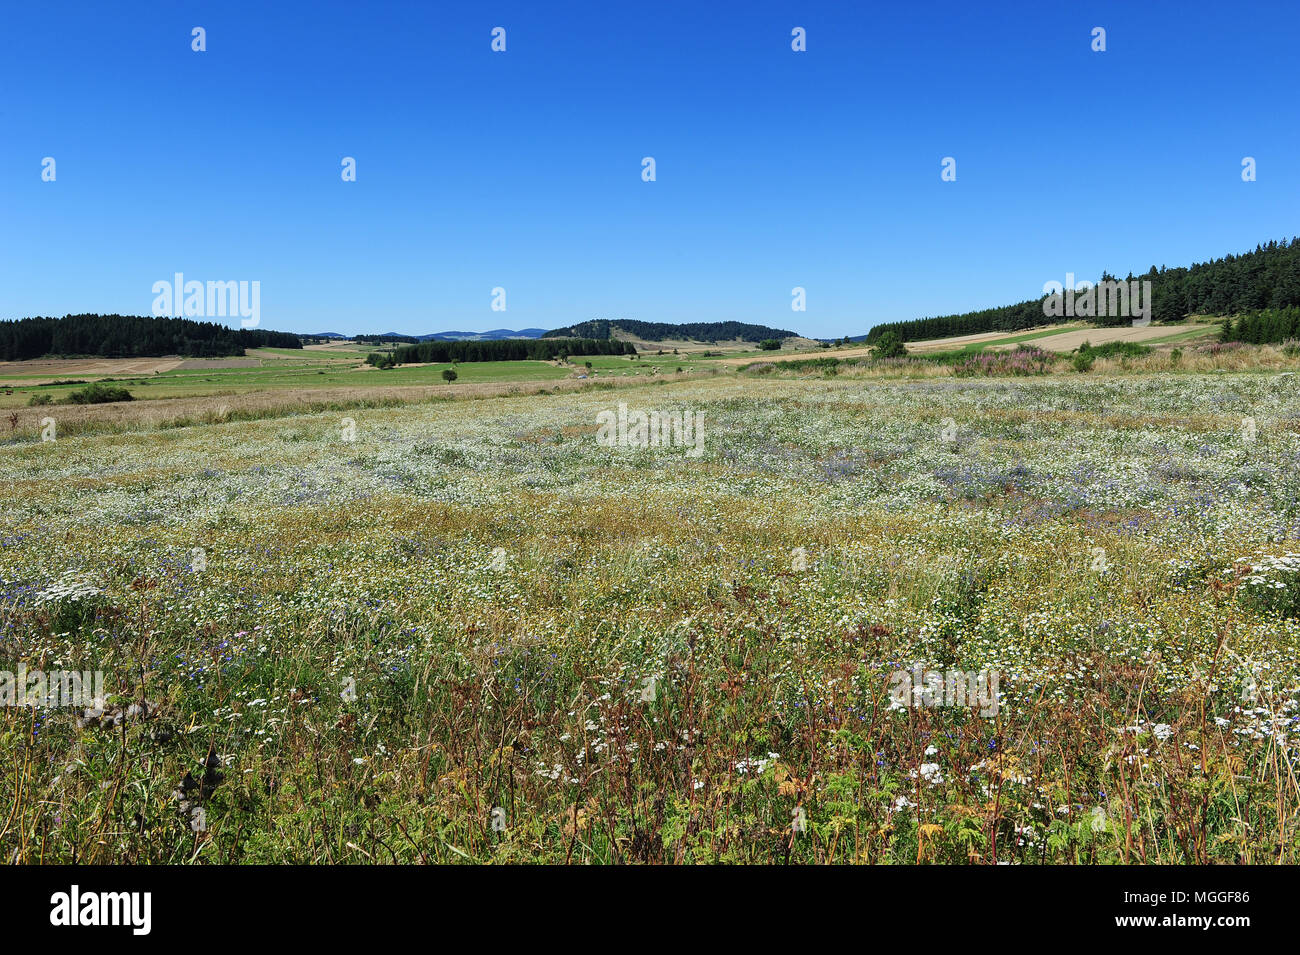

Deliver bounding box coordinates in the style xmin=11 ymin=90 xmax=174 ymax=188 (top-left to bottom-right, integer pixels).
xmin=3 ymin=371 xmax=1298 ymax=864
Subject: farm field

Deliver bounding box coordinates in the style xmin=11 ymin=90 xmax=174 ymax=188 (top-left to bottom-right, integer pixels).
xmin=719 ymin=320 xmax=1222 ymax=365
xmin=982 ymin=322 xmax=1221 ymax=353
xmin=0 ymin=348 xmax=724 ymax=411
xmin=2 ymin=370 xmax=1299 ymax=864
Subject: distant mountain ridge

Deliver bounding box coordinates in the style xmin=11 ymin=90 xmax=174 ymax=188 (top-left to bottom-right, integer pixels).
xmin=543 ymin=319 xmax=801 ymax=343
xmin=418 ymin=328 xmax=548 ymax=341
xmin=339 ymin=322 xmax=806 ymax=343
xmin=361 ymin=328 xmax=547 ymax=341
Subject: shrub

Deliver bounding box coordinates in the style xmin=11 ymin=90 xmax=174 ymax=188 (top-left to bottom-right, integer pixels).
xmin=28 ymin=393 xmax=53 ymax=406
xmin=871 ymin=330 xmax=907 ymax=360
xmin=65 ymin=382 xmax=133 ymax=404
xmin=1195 ymin=341 xmax=1246 ymax=356
xmin=1075 ymin=340 xmax=1151 ymax=361
xmin=743 ymin=356 xmax=840 ymax=375
xmin=759 ymin=339 xmax=782 ymax=351
xmin=954 ymin=344 xmax=1056 ymax=377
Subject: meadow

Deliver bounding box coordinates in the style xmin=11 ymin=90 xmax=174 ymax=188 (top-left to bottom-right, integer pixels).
xmin=0 ymin=344 xmax=725 ymax=411
xmin=2 ymin=368 xmax=1299 ymax=863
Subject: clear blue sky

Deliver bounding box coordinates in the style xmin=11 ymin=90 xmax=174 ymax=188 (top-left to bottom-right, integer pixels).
xmin=2 ymin=0 xmax=1297 ymax=338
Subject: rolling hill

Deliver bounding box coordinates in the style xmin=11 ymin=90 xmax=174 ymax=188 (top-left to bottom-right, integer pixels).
xmin=543 ymin=319 xmax=801 ymax=344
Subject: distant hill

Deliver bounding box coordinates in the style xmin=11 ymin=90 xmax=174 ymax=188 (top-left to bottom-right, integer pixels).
xmin=543 ymin=319 xmax=800 ymax=343
xmin=419 ymin=328 xmax=547 ymax=341
xmin=367 ymin=328 xmax=546 ymax=341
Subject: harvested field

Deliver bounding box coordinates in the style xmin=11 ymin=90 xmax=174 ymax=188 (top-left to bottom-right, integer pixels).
xmin=0 ymin=356 xmax=186 ymax=381
xmin=986 ymin=324 xmax=1218 ymax=352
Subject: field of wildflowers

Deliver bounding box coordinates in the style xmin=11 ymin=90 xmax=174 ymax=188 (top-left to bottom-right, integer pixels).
xmin=2 ymin=370 xmax=1299 ymax=863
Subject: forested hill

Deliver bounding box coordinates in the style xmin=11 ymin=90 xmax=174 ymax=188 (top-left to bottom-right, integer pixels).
xmin=864 ymin=238 xmax=1300 ymax=343
xmin=0 ymin=314 xmax=302 ymax=360
xmin=543 ymin=319 xmax=799 ymax=343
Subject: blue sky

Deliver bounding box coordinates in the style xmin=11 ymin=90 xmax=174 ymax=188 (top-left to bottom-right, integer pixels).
xmin=2 ymin=0 xmax=1297 ymax=338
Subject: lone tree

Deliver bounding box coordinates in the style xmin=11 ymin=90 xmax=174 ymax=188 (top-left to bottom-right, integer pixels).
xmin=441 ymin=367 xmax=458 ymax=383
xmin=871 ymin=330 xmax=907 ymax=359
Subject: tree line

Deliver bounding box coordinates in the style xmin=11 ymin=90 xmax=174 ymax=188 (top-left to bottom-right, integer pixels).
xmin=1220 ymin=307 xmax=1300 ymax=344
xmin=0 ymin=314 xmax=301 ymax=360
xmin=372 ymin=337 xmax=636 ymax=366
xmin=865 ymin=238 xmax=1300 ymax=343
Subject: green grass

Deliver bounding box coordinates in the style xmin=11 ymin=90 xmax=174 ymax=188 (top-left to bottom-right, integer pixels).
xmin=580 ymin=354 xmax=707 ymax=375
xmin=1143 ymin=325 xmax=1221 ymax=344
xmin=953 ymin=326 xmax=1085 ymax=353
xmin=0 ymin=356 xmax=580 ymax=407
xmin=366 ymin=360 xmax=573 ymax=383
